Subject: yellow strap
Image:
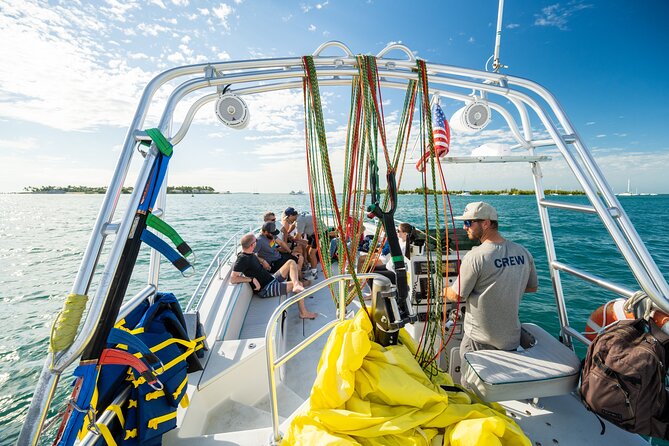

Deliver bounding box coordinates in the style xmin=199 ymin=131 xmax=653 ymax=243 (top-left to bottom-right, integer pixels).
xmin=133 ymin=338 xmax=196 ymax=386
xmin=147 ymin=411 xmax=177 ymax=430
xmin=124 ymin=429 xmax=137 ymax=440
xmin=180 ymin=393 xmax=190 ymax=408
xmin=173 ymin=376 xmax=188 ymax=400
xmin=150 ymin=337 xmax=196 ymax=354
xmin=109 ymin=403 xmax=125 ymax=426
xmin=49 ymin=293 xmax=88 ymax=354
xmin=143 ymin=376 xmax=188 ymax=402
xmin=97 ymin=422 xmax=118 ymax=446
xmin=145 ymin=389 xmax=164 ymax=401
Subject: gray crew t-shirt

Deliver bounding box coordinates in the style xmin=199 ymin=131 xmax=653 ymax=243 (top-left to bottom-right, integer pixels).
xmin=254 ymin=235 xmax=281 ymax=262
xmin=451 ymin=240 xmax=538 ymax=350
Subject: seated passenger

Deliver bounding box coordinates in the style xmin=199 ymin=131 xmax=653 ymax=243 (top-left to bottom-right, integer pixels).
xmin=358 ymin=223 xmax=413 ymax=284
xmin=296 ymin=211 xmax=319 ymax=278
xmin=231 ymin=233 xmax=317 ymax=319
xmin=255 ymin=221 xmax=304 ymax=274
xmin=280 ymin=207 xmax=311 ymax=276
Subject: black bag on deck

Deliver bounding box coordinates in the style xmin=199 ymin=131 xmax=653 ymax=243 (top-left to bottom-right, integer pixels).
xmin=580 ymin=318 xmax=669 ymax=438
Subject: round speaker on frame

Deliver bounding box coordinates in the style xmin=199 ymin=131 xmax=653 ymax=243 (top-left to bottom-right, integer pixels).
xmin=215 ymin=92 xmax=250 ymax=129
xmin=450 ymin=101 xmax=491 ymax=132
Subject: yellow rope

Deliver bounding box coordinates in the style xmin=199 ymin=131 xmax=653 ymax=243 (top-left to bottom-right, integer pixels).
xmin=49 ymin=293 xmax=88 ymax=354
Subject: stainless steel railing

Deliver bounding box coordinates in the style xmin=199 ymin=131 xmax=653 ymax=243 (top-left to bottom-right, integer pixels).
xmin=264 ymin=273 xmax=382 ymax=445
xmin=186 ymin=226 xmax=255 ymax=313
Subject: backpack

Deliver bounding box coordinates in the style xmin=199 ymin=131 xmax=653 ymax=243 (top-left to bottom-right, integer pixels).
xmin=580 ymin=318 xmax=669 ymax=438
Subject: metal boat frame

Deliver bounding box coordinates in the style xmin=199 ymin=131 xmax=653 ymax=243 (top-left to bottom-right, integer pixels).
xmin=19 ymin=41 xmax=669 ymax=445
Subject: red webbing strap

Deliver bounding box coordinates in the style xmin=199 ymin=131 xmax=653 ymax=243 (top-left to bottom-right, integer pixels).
xmin=99 ymin=349 xmax=159 ymax=386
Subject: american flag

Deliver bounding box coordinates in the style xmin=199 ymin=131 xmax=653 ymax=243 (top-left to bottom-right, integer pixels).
xmin=432 ymin=103 xmax=450 ymax=157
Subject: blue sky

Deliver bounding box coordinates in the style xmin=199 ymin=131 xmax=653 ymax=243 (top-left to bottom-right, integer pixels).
xmin=0 ymin=0 xmax=667 ymax=193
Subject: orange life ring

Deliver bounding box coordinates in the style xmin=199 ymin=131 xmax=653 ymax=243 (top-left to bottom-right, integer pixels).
xmin=585 ymin=298 xmax=669 ymax=340
xmin=584 ymin=299 xmax=634 ymax=341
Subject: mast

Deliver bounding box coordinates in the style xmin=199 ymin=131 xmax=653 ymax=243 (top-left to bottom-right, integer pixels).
xmin=492 ymin=0 xmax=506 ymax=72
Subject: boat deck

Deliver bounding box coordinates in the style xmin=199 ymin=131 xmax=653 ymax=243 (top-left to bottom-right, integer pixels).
xmin=168 ymin=262 xmax=648 ymax=445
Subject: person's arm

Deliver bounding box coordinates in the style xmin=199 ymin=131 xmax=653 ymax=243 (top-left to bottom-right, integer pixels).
xmin=275 ymin=237 xmax=292 ymax=253
xmin=255 ymin=254 xmax=271 ymax=270
xmin=524 ymin=251 xmax=539 ymax=293
xmin=230 ymin=271 xmax=260 ymax=290
xmin=444 ymin=286 xmax=461 ymax=302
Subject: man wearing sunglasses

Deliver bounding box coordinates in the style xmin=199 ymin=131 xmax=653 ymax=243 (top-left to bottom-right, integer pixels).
xmin=443 ymin=201 xmax=538 ymax=382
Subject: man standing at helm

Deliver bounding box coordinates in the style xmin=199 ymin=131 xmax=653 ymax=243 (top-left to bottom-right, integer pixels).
xmin=443 ymin=202 xmax=538 ymax=380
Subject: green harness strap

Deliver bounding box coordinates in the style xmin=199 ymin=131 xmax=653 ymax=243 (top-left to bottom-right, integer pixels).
xmin=141 ymin=128 xmax=173 ymax=157
xmin=145 ymin=214 xmax=194 ymax=259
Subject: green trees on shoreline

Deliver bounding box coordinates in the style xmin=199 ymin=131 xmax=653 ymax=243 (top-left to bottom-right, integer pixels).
xmin=397 ymin=187 xmax=585 ymax=196
xmin=23 ymin=185 xmax=217 ymax=194
xmin=23 ymin=185 xmax=585 ymax=196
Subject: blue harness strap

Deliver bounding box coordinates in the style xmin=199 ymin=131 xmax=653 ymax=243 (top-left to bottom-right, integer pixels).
xmin=140 ymin=229 xmax=192 ymax=274
xmin=56 ymin=363 xmax=98 ymax=446
xmin=108 ymin=328 xmax=161 ymax=368
xmin=138 ymin=129 xmax=173 ymax=214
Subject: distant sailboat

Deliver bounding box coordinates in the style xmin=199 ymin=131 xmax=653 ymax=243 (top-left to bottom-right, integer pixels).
xmin=616 ymin=179 xmax=638 ymax=197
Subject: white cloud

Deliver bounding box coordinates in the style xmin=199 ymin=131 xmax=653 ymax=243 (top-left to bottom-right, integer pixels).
xmin=171 ymin=0 xmax=189 ymax=5
xmin=506 ymin=23 xmax=520 ymax=29
xmin=150 ymin=0 xmax=167 ymax=9
xmin=0 ymin=137 xmax=39 ymax=151
xmin=468 ymin=37 xmax=475 ymax=43
xmin=0 ymin=2 xmax=157 ymax=131
xmin=137 ymin=22 xmax=173 ymax=36
xmin=101 ymin=0 xmax=141 ymax=23
xmin=308 ymin=24 xmax=316 ymax=32
xmin=128 ymin=52 xmax=149 ymax=60
xmin=212 ymin=4 xmax=233 ymax=29
xmin=534 ymin=2 xmax=593 ymax=31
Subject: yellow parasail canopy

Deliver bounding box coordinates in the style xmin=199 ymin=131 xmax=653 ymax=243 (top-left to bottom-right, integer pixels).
xmin=282 ymin=309 xmax=531 ymax=446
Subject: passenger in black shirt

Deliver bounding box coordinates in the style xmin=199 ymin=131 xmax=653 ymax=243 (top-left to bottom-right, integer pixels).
xmin=230 ymin=233 xmax=317 ymax=319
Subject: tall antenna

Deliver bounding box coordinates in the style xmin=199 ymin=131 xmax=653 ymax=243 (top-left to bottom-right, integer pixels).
xmin=491 ymin=0 xmax=507 ymax=72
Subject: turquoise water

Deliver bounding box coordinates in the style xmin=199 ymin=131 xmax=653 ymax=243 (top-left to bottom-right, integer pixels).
xmin=1 ymin=193 xmax=668 ymax=444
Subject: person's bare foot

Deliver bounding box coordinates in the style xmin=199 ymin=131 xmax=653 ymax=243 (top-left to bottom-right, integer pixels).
xmin=292 ymin=282 xmax=305 ymax=293
xmin=299 ymin=311 xmax=317 ymax=320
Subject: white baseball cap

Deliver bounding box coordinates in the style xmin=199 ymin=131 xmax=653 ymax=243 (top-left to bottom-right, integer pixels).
xmin=454 ymin=201 xmax=498 ymax=221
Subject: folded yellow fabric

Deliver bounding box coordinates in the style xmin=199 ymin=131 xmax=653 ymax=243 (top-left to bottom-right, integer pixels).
xmin=282 ymin=310 xmax=531 ymax=446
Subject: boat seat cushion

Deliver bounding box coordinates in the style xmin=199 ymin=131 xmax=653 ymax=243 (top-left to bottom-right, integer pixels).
xmin=462 ymin=323 xmax=581 ymax=402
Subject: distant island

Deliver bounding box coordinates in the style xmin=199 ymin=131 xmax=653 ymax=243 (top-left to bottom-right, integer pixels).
xmin=397 ymin=187 xmax=585 ymax=196
xmin=22 ymin=185 xmax=586 ymax=196
xmin=23 ymin=185 xmax=220 ymax=194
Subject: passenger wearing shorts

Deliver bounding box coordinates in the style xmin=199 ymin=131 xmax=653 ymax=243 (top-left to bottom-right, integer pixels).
xmin=231 ymin=233 xmax=317 ymax=319
xmin=255 ymin=221 xmax=304 ymax=274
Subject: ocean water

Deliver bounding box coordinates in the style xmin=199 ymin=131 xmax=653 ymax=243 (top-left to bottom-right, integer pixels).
xmin=1 ymin=193 xmax=668 ymax=444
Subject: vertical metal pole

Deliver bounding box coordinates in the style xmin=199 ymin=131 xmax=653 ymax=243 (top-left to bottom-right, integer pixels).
xmin=266 ymin=312 xmax=281 ymax=445
xmin=492 ymin=0 xmax=505 ymax=72
xmin=339 ymin=278 xmax=346 ymax=320
xmin=530 ymin=161 xmax=573 ymax=347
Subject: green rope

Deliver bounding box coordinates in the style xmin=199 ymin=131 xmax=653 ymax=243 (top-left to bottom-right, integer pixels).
xmin=49 ymin=293 xmax=89 ymax=354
